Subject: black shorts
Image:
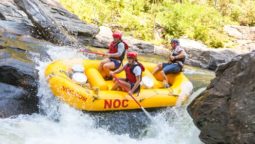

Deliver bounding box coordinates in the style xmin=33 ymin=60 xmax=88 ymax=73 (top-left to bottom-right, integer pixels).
xmin=130 ymin=82 xmax=140 ymax=94
xmin=110 ymin=58 xmax=121 ymax=70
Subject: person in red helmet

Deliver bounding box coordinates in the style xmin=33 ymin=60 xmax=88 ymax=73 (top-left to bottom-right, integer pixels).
xmin=110 ymin=51 xmax=145 ymax=95
xmin=99 ymin=31 xmax=128 ymax=79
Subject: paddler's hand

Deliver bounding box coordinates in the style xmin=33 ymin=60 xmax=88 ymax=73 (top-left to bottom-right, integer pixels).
xmin=128 ymin=90 xmax=133 ymax=95
xmin=104 ymin=53 xmax=110 ymax=57
xmin=169 ymin=55 xmax=175 ymax=62
xmin=109 ymin=71 xmax=115 ymax=77
xmin=163 ymin=80 xmax=170 ymax=88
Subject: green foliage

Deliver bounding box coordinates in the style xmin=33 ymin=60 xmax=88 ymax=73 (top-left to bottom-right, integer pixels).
xmin=156 ymin=2 xmax=227 ymax=46
xmin=197 ymin=0 xmax=255 ymax=26
xmin=238 ymin=1 xmax=255 ymax=26
xmin=60 ymin=0 xmax=254 ymax=48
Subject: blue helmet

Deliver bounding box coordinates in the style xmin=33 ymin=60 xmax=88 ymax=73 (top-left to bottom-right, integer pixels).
xmin=170 ymin=39 xmax=180 ymax=45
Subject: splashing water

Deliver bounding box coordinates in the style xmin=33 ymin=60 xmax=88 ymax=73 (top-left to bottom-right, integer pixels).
xmin=0 ymin=46 xmax=205 ymax=144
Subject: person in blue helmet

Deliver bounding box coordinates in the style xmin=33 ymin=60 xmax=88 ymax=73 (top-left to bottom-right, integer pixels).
xmin=152 ymin=39 xmax=186 ymax=88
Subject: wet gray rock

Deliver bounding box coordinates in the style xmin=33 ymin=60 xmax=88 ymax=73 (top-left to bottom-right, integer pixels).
xmin=129 ymin=39 xmax=154 ymax=53
xmin=91 ymin=26 xmax=112 ymax=48
xmin=224 ymin=25 xmax=255 ymax=40
xmin=0 ymin=20 xmax=34 ymax=36
xmin=186 ymin=49 xmax=236 ymax=70
xmin=153 ymin=45 xmax=169 ymax=57
xmin=0 ymin=48 xmax=39 ymax=118
xmin=0 ymin=56 xmax=38 ymax=89
xmin=180 ymin=38 xmax=238 ymax=70
xmin=0 ymin=82 xmax=37 ymax=118
xmin=1 ymin=0 xmax=99 ymax=45
xmin=0 ymin=0 xmax=32 ymax=25
xmin=188 ymin=51 xmax=255 ymax=144
xmin=206 ymin=50 xmax=236 ymax=70
xmin=224 ymin=25 xmax=255 ymax=55
xmin=14 ymin=0 xmax=77 ymax=45
xmin=38 ymin=0 xmax=99 ymax=45
xmin=0 ymin=32 xmax=56 ymax=118
xmin=0 ymin=0 xmax=37 ymax=37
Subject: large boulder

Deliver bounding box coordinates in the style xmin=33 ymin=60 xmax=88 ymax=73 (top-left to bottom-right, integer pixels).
xmin=0 ymin=29 xmax=54 ymax=118
xmin=0 ymin=20 xmax=35 ymax=36
xmin=224 ymin=25 xmax=255 ymax=40
xmin=91 ymin=26 xmax=113 ymax=48
xmin=0 ymin=49 xmax=39 ymax=118
xmin=224 ymin=25 xmax=255 ymax=55
xmin=180 ymin=38 xmax=238 ymax=70
xmin=0 ymin=0 xmax=32 ymax=25
xmin=0 ymin=0 xmax=101 ymax=118
xmin=0 ymin=0 xmax=36 ymax=37
xmin=38 ymin=0 xmax=99 ymax=45
xmin=0 ymin=82 xmax=37 ymax=117
xmin=125 ymin=36 xmax=155 ymax=53
xmin=188 ymin=51 xmax=255 ymax=144
xmin=14 ymin=0 xmax=77 ymax=45
xmin=153 ymin=45 xmax=169 ymax=57
xmin=13 ymin=0 xmax=99 ymax=46
xmin=1 ymin=0 xmax=99 ymax=45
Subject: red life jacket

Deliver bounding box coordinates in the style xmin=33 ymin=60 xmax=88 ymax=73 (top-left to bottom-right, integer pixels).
xmin=124 ymin=62 xmax=145 ymax=83
xmin=109 ymin=40 xmax=128 ymax=61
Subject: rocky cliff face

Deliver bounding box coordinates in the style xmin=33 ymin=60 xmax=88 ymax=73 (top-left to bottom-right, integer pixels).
xmin=224 ymin=25 xmax=255 ymax=53
xmin=0 ymin=49 xmax=39 ymax=117
xmin=0 ymin=0 xmax=100 ymax=118
xmin=0 ymin=36 xmax=43 ymax=117
xmin=0 ymin=0 xmax=99 ymax=45
xmin=188 ymin=51 xmax=255 ymax=144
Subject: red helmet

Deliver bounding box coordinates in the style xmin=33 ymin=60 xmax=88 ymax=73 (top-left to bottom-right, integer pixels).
xmin=127 ymin=51 xmax=137 ymax=59
xmin=112 ymin=32 xmax=122 ymax=39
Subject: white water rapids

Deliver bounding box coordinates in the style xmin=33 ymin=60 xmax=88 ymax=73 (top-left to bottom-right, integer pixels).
xmin=0 ymin=46 xmax=204 ymax=144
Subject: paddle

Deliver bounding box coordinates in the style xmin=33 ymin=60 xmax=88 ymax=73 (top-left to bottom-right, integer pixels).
xmin=79 ymin=49 xmax=106 ymax=56
xmin=112 ymin=75 xmax=142 ymax=108
xmin=112 ymin=75 xmax=154 ymax=120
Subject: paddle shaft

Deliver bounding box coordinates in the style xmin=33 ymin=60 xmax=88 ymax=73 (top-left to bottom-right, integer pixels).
xmin=112 ymin=75 xmax=143 ymax=108
xmin=80 ymin=49 xmax=105 ymax=56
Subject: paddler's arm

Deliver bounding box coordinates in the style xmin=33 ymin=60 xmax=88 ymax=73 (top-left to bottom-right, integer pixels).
xmin=110 ymin=65 xmax=125 ymax=75
xmin=174 ymin=50 xmax=185 ymax=60
xmin=129 ymin=76 xmax=141 ymax=95
xmin=168 ymin=54 xmax=173 ymax=63
xmin=169 ymin=50 xmax=185 ymax=62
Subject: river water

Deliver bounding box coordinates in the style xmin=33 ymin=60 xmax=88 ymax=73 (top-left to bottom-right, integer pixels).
xmin=0 ymin=45 xmax=214 ymax=144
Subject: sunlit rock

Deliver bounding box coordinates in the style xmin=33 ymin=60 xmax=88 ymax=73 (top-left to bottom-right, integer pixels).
xmin=188 ymin=51 xmax=255 ymax=143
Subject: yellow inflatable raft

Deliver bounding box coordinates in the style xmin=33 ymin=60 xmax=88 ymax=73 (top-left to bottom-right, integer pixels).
xmin=45 ymin=59 xmax=193 ymax=111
